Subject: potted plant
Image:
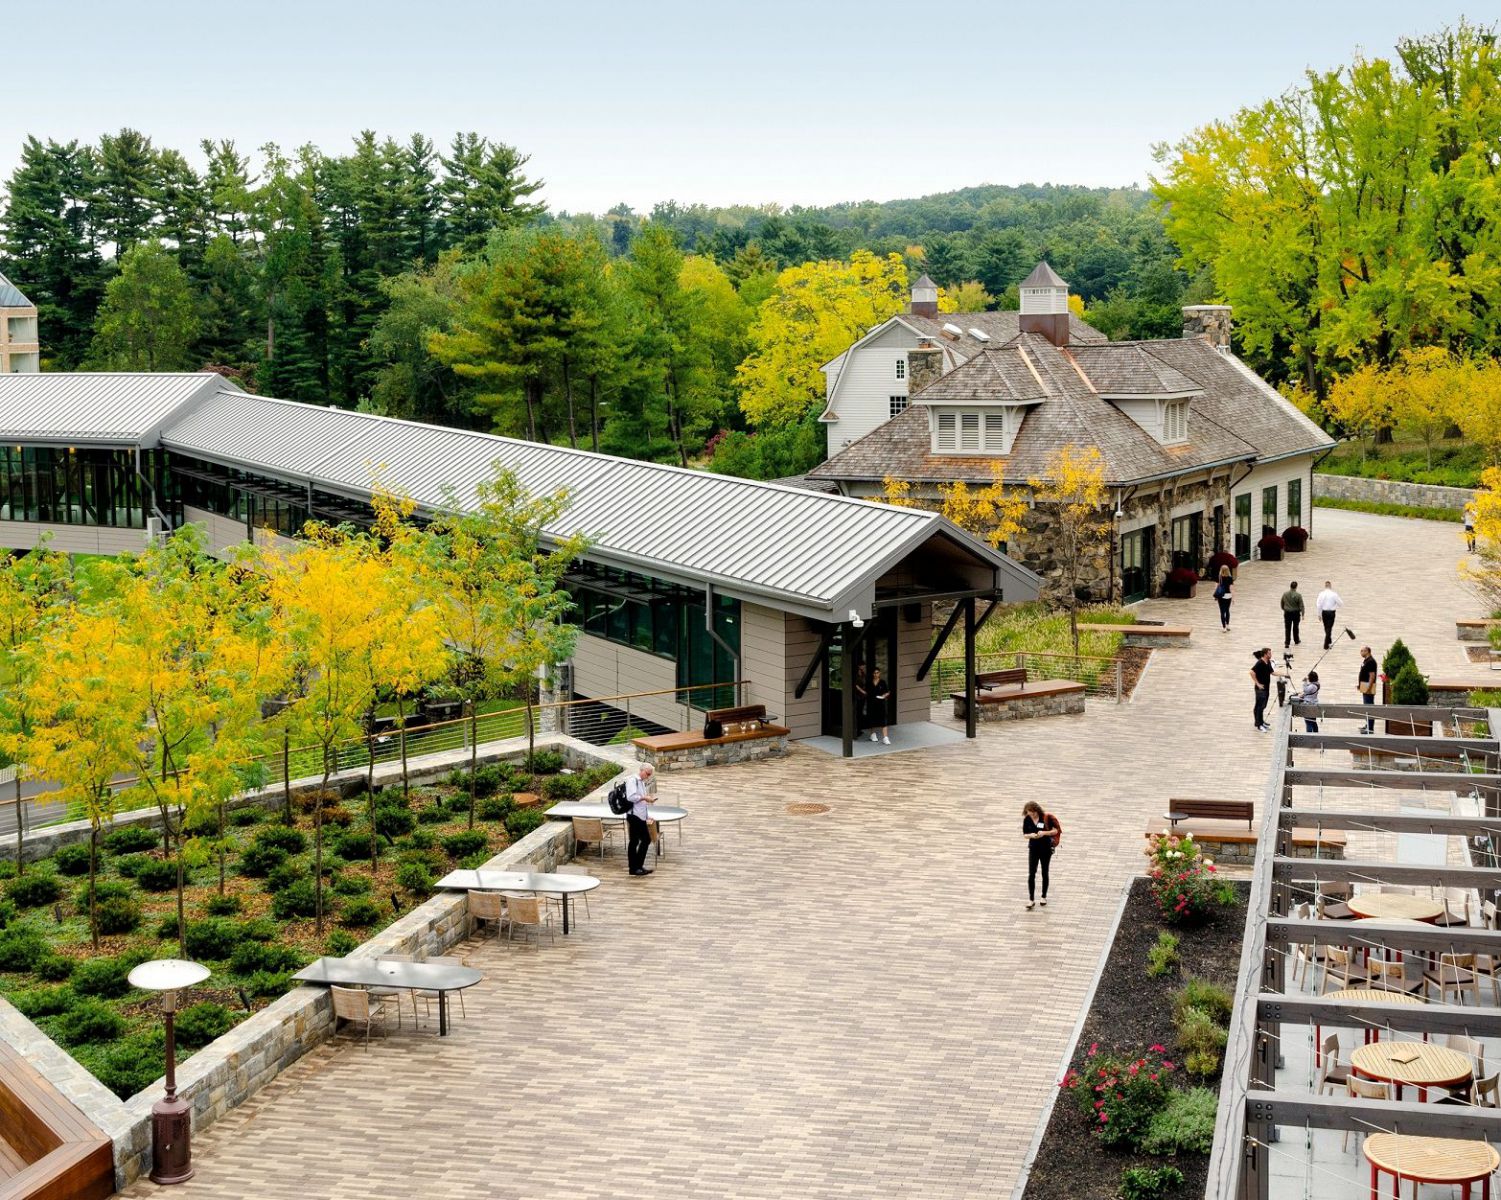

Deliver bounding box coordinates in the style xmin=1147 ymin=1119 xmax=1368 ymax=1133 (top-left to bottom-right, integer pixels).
xmin=1163 ymin=566 xmax=1200 ymax=599
xmin=1206 ymin=550 xmax=1238 ymax=580
xmin=1283 ymin=525 xmax=1309 ymax=552
xmin=1257 ymin=529 xmax=1285 ymax=561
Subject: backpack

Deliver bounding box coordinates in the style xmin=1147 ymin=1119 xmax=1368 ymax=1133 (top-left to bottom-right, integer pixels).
xmin=606 ymin=781 xmax=632 ymax=815
xmin=1046 ymin=813 xmax=1062 ymax=850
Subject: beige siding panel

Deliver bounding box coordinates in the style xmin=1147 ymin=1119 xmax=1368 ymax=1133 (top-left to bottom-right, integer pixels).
xmin=568 ymin=634 xmax=683 ymax=731
xmin=782 ymin=615 xmax=825 ymax=740
xmin=183 ymin=506 xmax=252 ymax=557
xmin=740 ymin=603 xmax=785 ymax=720
xmin=0 ymin=520 xmax=146 ymax=556
xmin=897 ymin=603 xmax=934 ymax=723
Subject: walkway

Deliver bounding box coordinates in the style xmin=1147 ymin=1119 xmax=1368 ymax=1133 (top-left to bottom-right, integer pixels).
xmin=116 ymin=508 xmax=1485 ymax=1200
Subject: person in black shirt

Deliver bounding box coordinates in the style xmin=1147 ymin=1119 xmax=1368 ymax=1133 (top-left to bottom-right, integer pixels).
xmin=1022 ymin=801 xmax=1059 ymax=909
xmin=1250 ymin=648 xmax=1274 ymax=732
xmin=867 ymin=667 xmax=892 ymax=745
xmin=1357 ymin=646 xmax=1379 ymax=734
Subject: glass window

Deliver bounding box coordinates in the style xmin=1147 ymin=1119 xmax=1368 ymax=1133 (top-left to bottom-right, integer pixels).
xmin=895 ymin=359 xmax=905 ymax=380
xmin=1287 ymin=478 xmax=1302 ymax=527
xmin=1234 ymin=493 xmax=1252 ymax=560
xmin=889 ymin=395 xmax=907 ymax=417
xmin=1171 ymin=512 xmax=1201 ymax=568
xmin=1261 ymin=486 xmax=1278 ymax=534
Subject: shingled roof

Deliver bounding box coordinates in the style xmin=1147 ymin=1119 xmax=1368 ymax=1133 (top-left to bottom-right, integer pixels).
xmin=809 ymin=335 xmax=1333 ymax=487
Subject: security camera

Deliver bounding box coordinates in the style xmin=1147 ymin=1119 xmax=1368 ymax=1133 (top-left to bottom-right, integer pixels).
xmin=849 ymin=608 xmax=864 ymax=628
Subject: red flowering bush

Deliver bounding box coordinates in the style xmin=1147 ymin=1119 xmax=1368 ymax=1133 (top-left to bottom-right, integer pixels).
xmin=1163 ymin=566 xmax=1200 ymax=598
xmin=1144 ymin=831 xmax=1238 ymax=926
xmin=1282 ymin=525 xmax=1309 ymax=551
xmin=1062 ymin=1045 xmax=1177 ymax=1148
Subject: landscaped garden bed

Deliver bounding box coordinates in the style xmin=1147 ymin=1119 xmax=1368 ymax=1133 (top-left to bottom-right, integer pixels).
xmin=1023 ymin=846 xmax=1248 ymax=1200
xmin=0 ymin=752 xmax=618 ymax=1099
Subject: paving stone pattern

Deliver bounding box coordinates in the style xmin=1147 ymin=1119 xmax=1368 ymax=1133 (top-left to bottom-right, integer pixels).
xmin=115 ymin=509 xmax=1488 ymax=1200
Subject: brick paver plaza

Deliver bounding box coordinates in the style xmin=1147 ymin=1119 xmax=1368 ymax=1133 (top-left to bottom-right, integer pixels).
xmin=118 ymin=509 xmax=1487 ymax=1199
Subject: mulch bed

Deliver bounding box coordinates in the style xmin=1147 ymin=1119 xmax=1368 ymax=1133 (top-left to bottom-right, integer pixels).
xmin=1465 ymin=645 xmax=1497 ymax=664
xmin=1022 ymin=876 xmax=1251 ymax=1200
xmin=1118 ymin=647 xmax=1152 ymax=699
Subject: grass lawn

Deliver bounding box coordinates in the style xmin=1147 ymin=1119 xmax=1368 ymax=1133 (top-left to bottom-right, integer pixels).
xmin=1318 ymin=434 xmax=1485 ymax=488
xmin=930 ymin=602 xmax=1138 ymax=696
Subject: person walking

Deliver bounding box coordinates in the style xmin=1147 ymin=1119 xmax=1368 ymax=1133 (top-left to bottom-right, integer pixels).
xmin=1357 ymin=646 xmax=1379 ymax=734
xmin=1280 ymin=581 xmax=1304 ymax=649
xmin=1251 ymin=647 xmax=1274 ymax=732
xmin=867 ymin=667 xmax=891 ymax=744
xmin=1465 ymin=502 xmax=1477 ymax=553
xmin=1299 ymin=670 xmax=1321 ymax=733
xmin=1022 ymin=801 xmax=1060 ymax=910
xmin=1315 ymin=581 xmax=1343 ymax=650
xmin=1213 ymin=565 xmax=1233 ymax=631
xmin=625 ymin=763 xmax=656 ymax=876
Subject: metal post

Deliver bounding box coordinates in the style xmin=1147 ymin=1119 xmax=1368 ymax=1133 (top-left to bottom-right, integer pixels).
xmin=1115 ymin=658 xmax=1123 ymax=703
xmin=841 ymin=625 xmax=859 ymax=758
xmin=963 ymin=597 xmax=977 ymax=741
xmin=626 ymin=696 xmax=633 ymax=736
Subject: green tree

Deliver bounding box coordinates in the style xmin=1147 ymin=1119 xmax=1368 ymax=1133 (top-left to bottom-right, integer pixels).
xmin=93 ymin=128 xmax=161 ymax=254
xmin=438 ymin=133 xmax=545 ymax=254
xmin=88 ymin=240 xmax=200 ymax=370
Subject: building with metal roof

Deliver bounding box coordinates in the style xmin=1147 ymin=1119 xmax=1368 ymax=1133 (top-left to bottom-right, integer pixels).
xmin=0 ymin=372 xmax=1041 ymax=755
xmin=0 ymin=271 xmax=39 ymax=374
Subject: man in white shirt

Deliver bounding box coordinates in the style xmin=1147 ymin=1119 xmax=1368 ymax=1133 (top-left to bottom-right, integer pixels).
xmin=1315 ymin=581 xmax=1343 ymax=650
xmin=624 ymin=764 xmax=656 ymax=877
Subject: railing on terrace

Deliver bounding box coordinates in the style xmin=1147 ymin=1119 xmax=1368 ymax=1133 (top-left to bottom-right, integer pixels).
xmin=929 ymin=649 xmax=1127 ymax=703
xmin=3 ymin=680 xmax=742 ymax=833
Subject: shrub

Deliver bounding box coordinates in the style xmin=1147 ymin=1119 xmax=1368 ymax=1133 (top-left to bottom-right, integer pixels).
xmin=255 ymin=826 xmax=307 ymax=855
xmin=395 ymin=862 xmax=434 ymax=895
xmin=1175 ymin=1008 xmax=1228 ymax=1078
xmin=1175 ymin=978 xmax=1233 ymax=1026
xmin=332 ymin=873 xmax=371 ymax=897
xmin=1143 ymin=832 xmax=1236 ymax=925
xmin=204 ymin=893 xmax=242 ymax=916
xmin=13 ymin=985 xmax=74 ymax=1018
xmin=608 ymin=725 xmax=649 ymax=746
xmin=527 ymin=750 xmax=564 ymax=774
xmin=71 ymin=956 xmax=134 ymax=998
xmin=332 ymin=832 xmax=374 ymax=862
xmin=113 ymin=853 xmax=151 ymax=879
xmin=6 ymin=871 xmax=60 ymax=908
xmin=184 ymin=810 xmax=222 ymax=837
xmin=53 ymin=999 xmax=126 ymax=1046
xmin=175 ymin=1002 xmax=236 ymax=1049
xmin=398 ymin=847 xmax=444 ymax=875
xmin=477 ymin=795 xmax=514 ymax=822
xmin=237 ymin=918 xmax=277 ymax=942
xmin=441 ymin=831 xmax=487 ymax=860
xmin=471 ymin=764 xmax=507 ymax=797
xmin=1382 ymin=639 xmax=1416 ymax=681
xmin=134 ymin=858 xmax=181 ymax=893
xmin=156 ymin=915 xmax=180 ymax=941
xmin=338 ymin=898 xmax=381 ymax=928
xmin=229 ymin=940 xmax=303 ymax=975
xmin=1163 ymin=567 xmax=1200 ymax=599
xmin=417 ymin=804 xmax=450 ymax=825
xmin=1204 ymin=551 xmax=1237 ymax=580
xmin=75 ymin=1029 xmax=165 ymax=1099
xmin=325 ymin=930 xmax=359 ymax=955
xmin=0 ymin=926 xmax=46 ymax=971
xmin=1119 ymin=1165 xmax=1185 ymax=1200
xmin=96 ymin=892 xmax=142 ymax=935
xmin=541 ymin=774 xmax=589 ymax=801
xmin=35 ymin=954 xmax=74 ymax=982
xmin=322 ymin=805 xmax=355 ymax=828
xmin=271 ymin=879 xmax=319 ymax=920
xmin=1256 ymin=532 xmax=1284 ymax=560
xmin=1315 ymin=494 xmax=1463 ymax=521
xmin=265 ymin=861 xmax=307 ymax=895
xmin=103 ymin=825 xmax=158 ymax=855
xmin=444 ymin=791 xmax=474 ymax=814
xmin=373 ymin=804 xmax=416 ymax=841
xmin=240 ymin=969 xmax=292 ymax=998
xmin=1282 ymin=525 xmax=1309 ymax=551
xmin=1140 ymin=1087 xmax=1219 ymax=1156
xmin=239 ymin=842 xmax=288 ymax=877
xmin=182 ymin=918 xmax=243 ymax=961
xmin=1392 ymin=660 xmax=1430 ymax=706
xmin=228 ymin=806 xmax=263 ymax=827
xmin=1146 ymin=931 xmax=1180 ymax=978
xmin=54 ymin=844 xmax=93 ymax=876
xmin=457 ymin=851 xmax=490 ymax=870
xmin=1063 ymin=1046 xmax=1176 ymax=1149
xmin=504 ymin=808 xmax=546 ymax=841
xmin=399 ymin=830 xmax=436 ymax=851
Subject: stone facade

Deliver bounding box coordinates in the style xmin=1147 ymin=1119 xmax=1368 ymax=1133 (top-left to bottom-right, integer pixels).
xmin=1456 ymin=620 xmax=1498 ymax=643
xmin=908 ymin=341 xmax=944 ymax=395
xmin=1181 ymin=305 xmax=1233 ymax=351
xmin=636 ymin=732 xmax=789 ymax=770
xmin=950 ymin=686 xmax=1086 ymax=722
xmin=1313 ymin=472 xmax=1474 ymax=512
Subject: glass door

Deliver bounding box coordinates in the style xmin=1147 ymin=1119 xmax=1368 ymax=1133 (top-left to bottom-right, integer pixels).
xmin=1234 ymin=494 xmax=1251 ymax=560
xmin=821 ymin=610 xmax=898 ymax=737
xmin=1120 ymin=527 xmax=1151 ymax=603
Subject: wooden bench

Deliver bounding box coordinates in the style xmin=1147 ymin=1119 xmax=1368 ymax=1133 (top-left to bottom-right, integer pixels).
xmin=1079 ymin=623 xmax=1192 ymax=647
xmin=0 ymin=1041 xmax=113 ymax=1200
xmin=949 ymin=668 xmax=1085 ymax=722
xmin=1456 ymin=619 xmax=1501 ymax=642
xmin=1165 ymin=798 xmax=1254 ymax=829
xmin=633 ymin=703 xmax=790 ymax=770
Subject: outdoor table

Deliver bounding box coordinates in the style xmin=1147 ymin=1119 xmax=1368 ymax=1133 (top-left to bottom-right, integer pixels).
xmin=546 ymin=801 xmax=688 ymax=862
xmin=1350 ymin=1039 xmax=1474 ymax=1103
xmin=1352 ymin=915 xmax=1432 ymax=967
xmin=1348 ymin=893 xmax=1446 ymax=923
xmin=1363 ymin=1133 xmax=1499 ymax=1199
xmin=434 ymin=869 xmax=600 ymax=935
xmin=293 ymin=956 xmax=481 ymax=1037
xmin=1163 ymin=811 xmax=1187 ymax=829
xmin=1316 ymin=989 xmax=1424 ymax=1066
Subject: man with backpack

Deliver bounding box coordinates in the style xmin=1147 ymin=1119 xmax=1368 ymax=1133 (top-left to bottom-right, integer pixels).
xmin=622 ymin=764 xmax=656 ymax=876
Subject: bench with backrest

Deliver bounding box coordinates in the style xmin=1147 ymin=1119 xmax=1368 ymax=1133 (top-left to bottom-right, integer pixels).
xmin=1079 ymin=623 xmax=1191 ymax=646
xmin=949 ymin=667 xmax=1085 ymax=722
xmin=633 ymin=702 xmax=790 ymax=770
xmin=1143 ymin=798 xmax=1346 ymax=864
xmin=1167 ymin=799 xmax=1254 ymax=829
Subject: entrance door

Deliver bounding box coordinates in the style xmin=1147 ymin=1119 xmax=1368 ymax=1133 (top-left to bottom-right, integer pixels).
xmin=1120 ymin=527 xmax=1152 ymax=604
xmin=821 ymin=609 xmax=898 ymax=737
xmin=1234 ymin=494 xmax=1252 ymax=560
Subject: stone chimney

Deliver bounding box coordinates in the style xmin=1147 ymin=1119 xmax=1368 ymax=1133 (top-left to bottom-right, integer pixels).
xmin=909 ymin=273 xmax=939 ymax=318
xmin=907 ymin=339 xmax=944 ymax=395
xmin=1017 ymin=261 xmax=1071 ymax=347
xmin=1182 ymin=305 xmax=1232 ymax=352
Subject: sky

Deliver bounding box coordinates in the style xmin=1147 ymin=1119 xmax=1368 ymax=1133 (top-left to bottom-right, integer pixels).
xmin=3 ymin=0 xmax=1496 ymax=214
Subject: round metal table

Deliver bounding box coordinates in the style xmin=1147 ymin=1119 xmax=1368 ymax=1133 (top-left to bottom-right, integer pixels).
xmin=1351 ymin=1039 xmax=1474 ymax=1102
xmin=1348 ymin=893 xmax=1446 ymax=923
xmin=1364 ymin=1133 xmax=1499 ymax=1199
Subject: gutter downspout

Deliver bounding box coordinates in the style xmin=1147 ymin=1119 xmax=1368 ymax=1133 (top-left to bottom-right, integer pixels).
xmin=134 ymin=445 xmax=171 ymax=535
xmin=704 ymin=584 xmax=742 ymax=706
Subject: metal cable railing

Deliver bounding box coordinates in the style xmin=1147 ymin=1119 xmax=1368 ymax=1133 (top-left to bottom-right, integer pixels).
xmin=928 ymin=649 xmax=1127 ymax=702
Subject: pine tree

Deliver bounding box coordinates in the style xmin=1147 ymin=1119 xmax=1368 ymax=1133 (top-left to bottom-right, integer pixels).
xmin=93 ymin=128 xmax=161 ymax=254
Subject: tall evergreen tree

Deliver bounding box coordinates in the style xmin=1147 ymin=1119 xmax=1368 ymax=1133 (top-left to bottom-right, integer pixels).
xmin=93 ymin=128 xmax=160 ymax=254
xmin=438 ymin=133 xmax=545 ymax=254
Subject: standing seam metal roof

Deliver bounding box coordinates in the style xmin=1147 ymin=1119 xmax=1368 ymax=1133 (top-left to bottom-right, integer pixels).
xmin=160 ymin=389 xmax=1037 ymax=613
xmin=0 ymin=373 xmax=225 ymax=444
xmin=0 ymin=271 xmax=33 ymax=309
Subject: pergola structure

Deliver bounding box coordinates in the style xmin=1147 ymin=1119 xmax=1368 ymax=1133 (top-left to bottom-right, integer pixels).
xmin=1209 ymin=701 xmax=1501 ymax=1199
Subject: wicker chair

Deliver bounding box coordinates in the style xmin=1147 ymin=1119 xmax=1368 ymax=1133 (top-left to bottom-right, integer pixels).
xmin=330 ymin=985 xmax=395 ymax=1050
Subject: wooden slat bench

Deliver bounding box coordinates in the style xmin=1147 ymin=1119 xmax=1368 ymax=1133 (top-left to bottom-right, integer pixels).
xmin=1165 ymin=799 xmax=1254 ymax=829
xmin=1456 ymin=619 xmax=1501 ymax=642
xmin=0 ymin=1041 xmax=113 ymax=1200
xmin=1079 ymin=623 xmax=1192 ymax=647
xmin=949 ymin=668 xmax=1085 ymax=723
xmin=1144 ymin=801 xmax=1347 ymax=866
xmin=633 ymin=703 xmax=791 ymax=771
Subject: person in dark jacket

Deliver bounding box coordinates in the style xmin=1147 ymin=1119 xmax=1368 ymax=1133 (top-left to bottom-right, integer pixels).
xmin=867 ymin=667 xmax=891 ymax=744
xmin=1022 ymin=801 xmax=1060 ymax=910
xmin=1250 ymin=648 xmax=1274 ymax=732
xmin=1280 ymin=581 xmax=1304 ymax=649
xmin=1214 ymin=566 xmax=1233 ymax=631
xmin=1357 ymin=647 xmax=1379 ymax=734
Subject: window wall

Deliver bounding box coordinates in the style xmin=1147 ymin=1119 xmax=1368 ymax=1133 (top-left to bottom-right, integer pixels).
xmin=1287 ymin=478 xmax=1302 ymax=528
xmin=0 ymin=446 xmax=165 ymax=528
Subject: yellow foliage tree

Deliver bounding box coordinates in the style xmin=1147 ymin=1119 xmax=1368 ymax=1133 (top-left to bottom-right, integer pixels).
xmin=938 ymin=465 xmax=1027 ymax=550
xmin=1030 ymin=445 xmax=1108 ymax=654
xmin=736 ymin=250 xmax=911 ymax=428
xmin=1323 ymin=363 xmax=1394 ymax=460
xmin=1386 ymin=346 xmax=1463 ymax=469
xmin=1450 ymin=358 xmax=1501 ymax=465
xmin=878 ymin=476 xmax=916 ymax=508
xmin=944 ymin=281 xmax=992 ymax=311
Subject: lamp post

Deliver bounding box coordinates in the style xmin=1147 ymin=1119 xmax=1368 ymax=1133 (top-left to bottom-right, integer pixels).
xmin=127 ymin=958 xmax=210 ymax=1185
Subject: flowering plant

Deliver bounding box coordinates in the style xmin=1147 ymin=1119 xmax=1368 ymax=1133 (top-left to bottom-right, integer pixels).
xmin=1144 ymin=831 xmax=1237 ymax=925
xmin=1062 ymin=1045 xmax=1176 ymax=1148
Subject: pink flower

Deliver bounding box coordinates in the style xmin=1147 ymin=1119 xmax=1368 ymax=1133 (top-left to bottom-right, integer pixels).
xmin=1089 ymin=1042 xmax=1099 ymax=1055
xmin=1150 ymin=1044 xmax=1166 ymax=1053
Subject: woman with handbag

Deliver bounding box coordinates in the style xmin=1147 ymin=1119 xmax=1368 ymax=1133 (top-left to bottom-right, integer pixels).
xmin=1022 ymin=801 xmax=1060 ymax=910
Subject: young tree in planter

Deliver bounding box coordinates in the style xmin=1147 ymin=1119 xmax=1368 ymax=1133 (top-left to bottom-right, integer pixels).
xmin=1030 ymin=445 xmax=1108 ymax=655
xmin=0 ymin=541 xmax=71 ymax=874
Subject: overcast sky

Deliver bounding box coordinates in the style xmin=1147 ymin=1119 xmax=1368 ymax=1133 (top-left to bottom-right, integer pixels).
xmin=3 ymin=0 xmax=1492 ymax=214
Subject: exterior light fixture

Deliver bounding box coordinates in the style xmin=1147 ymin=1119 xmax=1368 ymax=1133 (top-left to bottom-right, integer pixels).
xmin=127 ymin=958 xmax=211 ymax=1184
xmin=848 ymin=608 xmax=864 ymax=628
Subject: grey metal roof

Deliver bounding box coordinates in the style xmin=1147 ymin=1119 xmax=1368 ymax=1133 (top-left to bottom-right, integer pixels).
xmin=1020 ymin=262 xmax=1068 ymax=289
xmin=162 ymin=390 xmax=1039 ymax=617
xmin=0 ymin=372 xmax=226 ymax=445
xmin=0 ymin=271 xmax=32 ymax=309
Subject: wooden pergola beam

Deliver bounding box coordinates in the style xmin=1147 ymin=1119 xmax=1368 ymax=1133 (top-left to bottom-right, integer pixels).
xmin=1265 ymin=915 xmax=1501 ymax=954
xmin=1261 ymin=994 xmax=1501 ymax=1038
xmin=1274 ymin=809 xmax=1501 ymax=836
xmin=1271 ymin=857 xmax=1501 ymax=889
xmin=1283 ymin=768 xmax=1501 ymax=790
xmin=1241 ymin=1091 xmax=1501 ymax=1136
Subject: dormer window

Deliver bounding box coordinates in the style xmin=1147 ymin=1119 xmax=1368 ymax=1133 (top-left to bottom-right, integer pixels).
xmin=932 ymin=407 xmax=1016 ymax=455
xmin=895 ymin=359 xmax=905 ymax=380
xmin=1163 ymin=400 xmax=1188 ymax=444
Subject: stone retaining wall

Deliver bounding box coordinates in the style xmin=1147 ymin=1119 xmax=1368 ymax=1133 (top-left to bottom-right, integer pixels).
xmin=1457 ymin=620 xmax=1499 ymax=643
xmin=637 ymin=733 xmax=789 ymax=770
xmin=952 ymin=688 xmax=1086 ymax=722
xmin=1314 ymin=473 xmax=1474 ymax=511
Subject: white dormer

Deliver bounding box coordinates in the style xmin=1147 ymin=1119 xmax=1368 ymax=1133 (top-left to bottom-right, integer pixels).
xmin=928 ymin=405 xmax=1024 ymax=456
xmin=1112 ymin=395 xmax=1193 ymax=446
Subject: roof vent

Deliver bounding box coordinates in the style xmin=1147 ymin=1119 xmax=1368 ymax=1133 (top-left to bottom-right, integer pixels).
xmin=940 ymin=322 xmax=963 ymax=340
xmin=968 ymin=328 xmax=990 ymax=342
